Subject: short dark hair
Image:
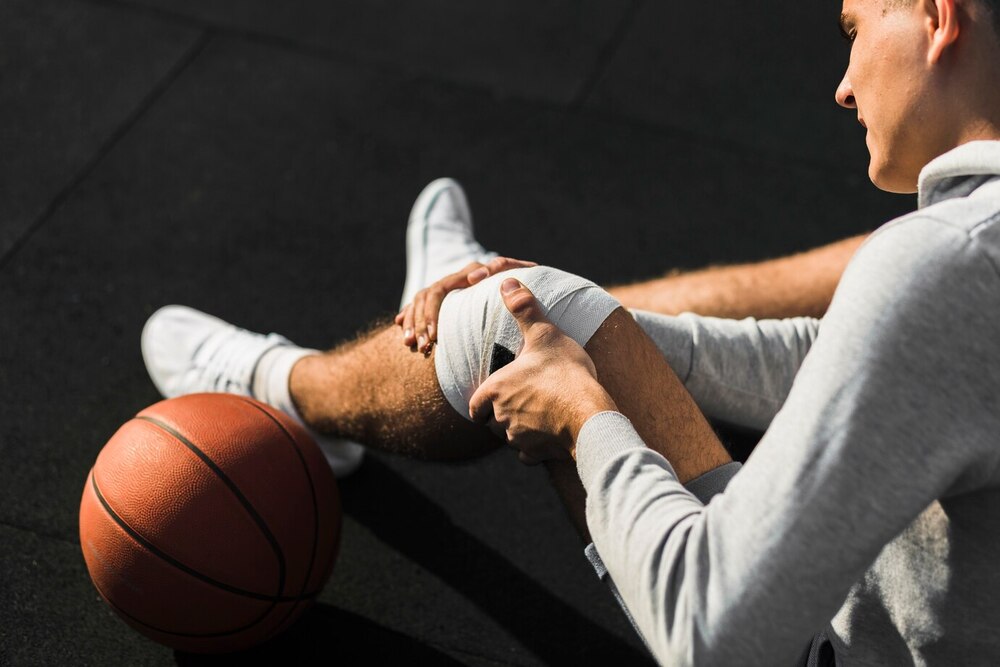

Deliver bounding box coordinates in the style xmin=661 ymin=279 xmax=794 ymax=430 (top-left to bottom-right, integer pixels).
xmin=884 ymin=0 xmax=1000 ymax=38
xmin=984 ymin=0 xmax=1000 ymax=35
xmin=969 ymin=0 xmax=1000 ymax=36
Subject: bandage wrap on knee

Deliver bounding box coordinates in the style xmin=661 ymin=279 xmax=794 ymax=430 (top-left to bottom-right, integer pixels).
xmin=434 ymin=266 xmax=621 ymax=419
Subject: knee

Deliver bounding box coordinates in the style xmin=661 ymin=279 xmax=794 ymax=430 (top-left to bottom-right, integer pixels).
xmin=493 ymin=265 xmax=584 ymax=291
xmin=433 ymin=265 xmax=620 ymax=418
xmin=494 ymin=265 xmax=600 ymax=308
xmin=458 ymin=265 xmax=617 ymax=328
xmin=507 ymin=266 xmax=620 ymax=341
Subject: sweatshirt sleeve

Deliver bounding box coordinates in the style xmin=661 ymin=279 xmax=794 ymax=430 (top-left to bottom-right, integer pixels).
xmin=578 ymin=217 xmax=1000 ymax=667
xmin=632 ymin=310 xmax=819 ymax=431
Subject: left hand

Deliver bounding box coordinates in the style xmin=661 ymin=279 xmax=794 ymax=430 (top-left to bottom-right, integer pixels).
xmin=468 ymin=279 xmax=618 ymax=464
xmin=395 ymin=256 xmax=538 ymax=353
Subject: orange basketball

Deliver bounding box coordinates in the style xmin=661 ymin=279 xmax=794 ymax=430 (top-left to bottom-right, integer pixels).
xmin=79 ymin=393 xmax=341 ymax=653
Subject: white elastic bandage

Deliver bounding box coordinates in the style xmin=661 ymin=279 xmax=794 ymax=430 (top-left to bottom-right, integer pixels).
xmin=434 ymin=266 xmax=621 ymax=419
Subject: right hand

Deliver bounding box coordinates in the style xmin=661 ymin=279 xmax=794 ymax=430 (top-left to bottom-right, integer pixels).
xmin=468 ymin=278 xmax=617 ymax=463
xmin=396 ymin=256 xmax=537 ymax=352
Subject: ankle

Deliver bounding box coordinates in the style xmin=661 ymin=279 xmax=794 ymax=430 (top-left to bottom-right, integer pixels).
xmin=254 ymin=346 xmax=316 ymax=419
xmin=287 ymin=352 xmax=326 ymax=430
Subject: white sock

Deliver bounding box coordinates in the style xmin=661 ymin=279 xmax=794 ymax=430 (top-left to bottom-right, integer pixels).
xmin=434 ymin=266 xmax=621 ymax=418
xmin=251 ymin=345 xmax=317 ymax=425
xmin=253 ymin=345 xmax=366 ymax=478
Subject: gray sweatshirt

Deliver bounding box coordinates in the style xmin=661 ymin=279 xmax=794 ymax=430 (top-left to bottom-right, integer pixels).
xmin=577 ymin=141 xmax=1000 ymax=666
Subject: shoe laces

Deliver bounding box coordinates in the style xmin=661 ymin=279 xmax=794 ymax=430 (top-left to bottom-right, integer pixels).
xmin=190 ymin=327 xmax=288 ymax=396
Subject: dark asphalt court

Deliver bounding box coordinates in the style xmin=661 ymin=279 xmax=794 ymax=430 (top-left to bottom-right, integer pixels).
xmin=1 ymin=0 xmax=914 ymax=664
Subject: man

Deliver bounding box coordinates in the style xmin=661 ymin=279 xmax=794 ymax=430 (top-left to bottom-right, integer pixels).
xmin=141 ymin=0 xmax=1000 ymax=664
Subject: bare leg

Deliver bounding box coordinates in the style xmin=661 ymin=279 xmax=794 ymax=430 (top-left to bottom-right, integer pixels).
xmin=547 ymin=308 xmax=732 ymax=540
xmin=290 ymin=324 xmax=500 ymax=461
xmin=289 ymin=322 xmax=595 ymax=541
xmin=291 ymin=307 xmax=731 ymax=543
xmin=586 ymin=309 xmax=731 ymax=480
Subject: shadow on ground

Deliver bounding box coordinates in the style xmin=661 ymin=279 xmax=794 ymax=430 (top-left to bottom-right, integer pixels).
xmin=337 ymin=458 xmax=652 ymax=665
xmin=173 ymin=456 xmax=652 ymax=665
xmin=175 ymin=604 xmax=467 ymax=665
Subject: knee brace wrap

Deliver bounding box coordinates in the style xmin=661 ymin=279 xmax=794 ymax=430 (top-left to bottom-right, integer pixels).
xmin=434 ymin=266 xmax=621 ymax=419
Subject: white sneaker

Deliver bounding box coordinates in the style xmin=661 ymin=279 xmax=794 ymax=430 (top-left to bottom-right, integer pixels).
xmin=400 ymin=178 xmax=497 ymax=308
xmin=141 ymin=305 xmax=364 ymax=478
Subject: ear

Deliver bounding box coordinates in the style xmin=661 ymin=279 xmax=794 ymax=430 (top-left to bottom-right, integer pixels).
xmin=925 ymin=0 xmax=961 ymax=63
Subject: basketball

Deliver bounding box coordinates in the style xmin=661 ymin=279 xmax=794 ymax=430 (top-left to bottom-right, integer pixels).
xmin=78 ymin=393 xmax=341 ymax=653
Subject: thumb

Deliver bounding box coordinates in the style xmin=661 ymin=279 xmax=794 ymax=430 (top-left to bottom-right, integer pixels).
xmin=500 ymin=278 xmax=551 ymax=342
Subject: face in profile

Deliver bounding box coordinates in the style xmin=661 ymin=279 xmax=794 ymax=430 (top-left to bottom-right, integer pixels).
xmin=834 ymin=0 xmax=941 ymax=193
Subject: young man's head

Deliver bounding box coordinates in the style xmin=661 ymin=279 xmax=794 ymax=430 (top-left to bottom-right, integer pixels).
xmin=835 ymin=0 xmax=1000 ymax=193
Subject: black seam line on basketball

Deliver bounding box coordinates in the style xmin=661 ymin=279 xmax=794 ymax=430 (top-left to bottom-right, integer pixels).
xmin=133 ymin=414 xmax=289 ymax=599
xmin=90 ymin=473 xmax=322 ymax=604
xmin=90 ymin=564 xmax=306 ymax=640
xmin=87 ymin=552 xmax=277 ymax=639
xmin=236 ymin=400 xmax=334 ymax=645
xmin=233 ymin=398 xmax=322 ymax=601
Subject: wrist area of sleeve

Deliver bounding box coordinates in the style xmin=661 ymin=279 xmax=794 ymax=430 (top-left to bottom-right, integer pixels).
xmin=575 ymin=412 xmax=742 ymax=503
xmin=575 ymin=411 xmax=653 ymax=490
xmin=683 ymin=461 xmax=742 ymax=504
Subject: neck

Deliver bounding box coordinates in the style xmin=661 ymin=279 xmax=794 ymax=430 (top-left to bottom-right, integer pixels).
xmin=930 ymin=49 xmax=1000 ymax=157
xmin=957 ymin=118 xmax=1000 ymax=146
xmin=955 ymin=22 xmax=1000 ymax=144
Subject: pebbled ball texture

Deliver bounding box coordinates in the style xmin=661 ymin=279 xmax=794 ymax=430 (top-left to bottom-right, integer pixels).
xmin=79 ymin=393 xmax=341 ymax=653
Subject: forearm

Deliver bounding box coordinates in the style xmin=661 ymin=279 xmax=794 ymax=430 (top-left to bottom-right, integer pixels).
xmin=606 ymin=234 xmax=867 ymax=319
xmin=577 ymin=414 xmax=832 ymax=667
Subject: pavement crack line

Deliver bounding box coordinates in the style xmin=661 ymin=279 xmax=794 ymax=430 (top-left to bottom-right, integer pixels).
xmin=66 ymin=0 xmax=854 ymax=178
xmin=570 ymin=0 xmax=647 ymax=111
xmin=0 ymin=28 xmax=214 ymax=275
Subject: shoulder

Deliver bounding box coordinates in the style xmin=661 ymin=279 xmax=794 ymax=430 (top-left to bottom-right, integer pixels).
xmin=856 ymin=179 xmax=1000 ymax=283
xmin=819 ymin=210 xmax=1000 ymax=371
xmin=803 ymin=200 xmax=1000 ymax=488
xmin=845 ymin=208 xmax=1000 ymax=305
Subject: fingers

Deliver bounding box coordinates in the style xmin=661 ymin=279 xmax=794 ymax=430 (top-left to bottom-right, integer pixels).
xmin=420 ymin=269 xmax=473 ymax=345
xmin=468 ymin=381 xmax=496 ymax=424
xmin=413 ymin=290 xmax=429 ymax=353
xmin=398 ymin=262 xmax=489 ymax=350
xmin=470 ymin=377 xmax=567 ymax=465
xmin=457 ymin=260 xmax=487 ymax=280
xmin=399 ymin=290 xmax=434 ymax=353
xmin=411 ymin=281 xmax=447 ymax=351
xmin=499 ymin=279 xmax=553 ymax=344
xmin=467 ymin=256 xmax=538 ymax=285
xmin=424 ymin=291 xmax=442 ymax=344
xmin=400 ymin=303 xmax=416 ymax=347
xmin=398 ymin=258 xmax=540 ymax=350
